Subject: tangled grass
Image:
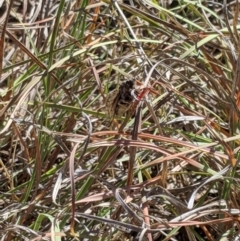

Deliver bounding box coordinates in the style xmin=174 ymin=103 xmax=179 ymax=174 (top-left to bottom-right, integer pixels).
xmin=1 ymin=0 xmax=240 ymax=240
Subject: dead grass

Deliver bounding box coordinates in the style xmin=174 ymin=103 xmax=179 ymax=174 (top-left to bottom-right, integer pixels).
xmin=1 ymin=0 xmax=240 ymax=240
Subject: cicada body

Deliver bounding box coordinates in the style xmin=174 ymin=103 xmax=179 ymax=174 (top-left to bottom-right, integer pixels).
xmin=105 ymin=80 xmax=135 ymax=120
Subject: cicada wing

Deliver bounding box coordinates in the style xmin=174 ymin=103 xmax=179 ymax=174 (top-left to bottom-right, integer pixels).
xmin=105 ymin=88 xmax=119 ymax=120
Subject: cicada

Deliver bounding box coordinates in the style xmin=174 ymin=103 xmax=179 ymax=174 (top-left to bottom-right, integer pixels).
xmin=105 ymin=79 xmax=135 ymax=120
